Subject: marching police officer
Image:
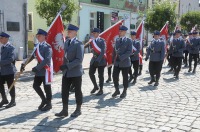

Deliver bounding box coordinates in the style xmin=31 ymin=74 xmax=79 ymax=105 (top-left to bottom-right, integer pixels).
xmin=112 ymin=25 xmax=132 ymax=98
xmin=183 ymin=32 xmax=192 ymax=67
xmin=129 ymin=31 xmax=140 ymax=84
xmin=145 ymin=31 xmax=165 ymax=86
xmin=170 ymin=30 xmax=185 ymax=79
xmin=188 ymin=31 xmax=200 ymax=73
xmin=0 ymin=32 xmax=16 ymax=108
xmin=20 ymin=29 xmax=53 ymax=111
xmin=167 ymin=33 xmax=174 ymax=72
xmin=55 ymin=24 xmax=84 ymax=117
xmin=89 ymin=28 xmax=107 ymax=96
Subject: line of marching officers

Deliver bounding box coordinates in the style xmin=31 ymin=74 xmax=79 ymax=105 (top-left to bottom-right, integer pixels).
xmin=0 ymin=24 xmax=200 ymax=118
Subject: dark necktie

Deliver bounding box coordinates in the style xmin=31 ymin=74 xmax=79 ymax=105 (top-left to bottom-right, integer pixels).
xmin=120 ymin=38 xmax=123 ymax=43
xmin=68 ymin=39 xmax=71 ymax=46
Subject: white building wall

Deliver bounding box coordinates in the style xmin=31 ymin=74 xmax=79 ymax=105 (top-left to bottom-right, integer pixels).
xmin=0 ymin=0 xmax=27 ymax=59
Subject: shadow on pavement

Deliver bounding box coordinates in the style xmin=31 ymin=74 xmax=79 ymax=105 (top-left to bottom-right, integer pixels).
xmin=139 ymin=85 xmax=157 ymax=91
xmin=32 ymin=116 xmax=75 ymax=131
xmin=95 ymin=97 xmax=122 ymax=109
xmin=142 ymin=77 xmax=151 ymax=81
xmin=183 ymin=72 xmax=194 ymax=76
xmin=0 ymin=110 xmax=42 ymax=126
xmin=163 ymin=77 xmax=178 ymax=83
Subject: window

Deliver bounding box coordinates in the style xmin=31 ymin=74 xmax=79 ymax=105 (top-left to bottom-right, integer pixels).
xmin=28 ymin=13 xmax=33 ymax=31
xmin=91 ymin=0 xmax=110 ymax=5
xmin=90 ymin=13 xmax=95 ymax=32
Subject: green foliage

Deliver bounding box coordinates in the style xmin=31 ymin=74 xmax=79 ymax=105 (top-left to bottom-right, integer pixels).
xmin=180 ymin=11 xmax=200 ymax=32
xmin=145 ymin=0 xmax=177 ymax=33
xmin=35 ymin=0 xmax=77 ymax=26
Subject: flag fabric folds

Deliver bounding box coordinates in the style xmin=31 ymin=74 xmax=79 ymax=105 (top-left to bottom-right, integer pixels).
xmin=46 ymin=15 xmax=65 ymax=73
xmin=99 ymin=20 xmax=124 ymax=66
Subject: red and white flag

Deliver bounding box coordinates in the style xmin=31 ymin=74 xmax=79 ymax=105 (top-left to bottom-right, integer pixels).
xmin=46 ymin=15 xmax=65 ymax=73
xmin=99 ymin=20 xmax=124 ymax=66
xmin=136 ymin=20 xmax=144 ymax=65
xmin=160 ymin=21 xmax=169 ymax=51
xmin=160 ymin=21 xmax=169 ymax=42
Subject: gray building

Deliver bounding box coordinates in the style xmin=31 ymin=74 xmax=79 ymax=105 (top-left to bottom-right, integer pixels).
xmin=179 ymin=0 xmax=200 ymax=16
xmin=0 ymin=0 xmax=28 ymax=60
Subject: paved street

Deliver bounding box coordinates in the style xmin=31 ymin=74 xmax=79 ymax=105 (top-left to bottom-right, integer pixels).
xmin=0 ymin=54 xmax=200 ymax=132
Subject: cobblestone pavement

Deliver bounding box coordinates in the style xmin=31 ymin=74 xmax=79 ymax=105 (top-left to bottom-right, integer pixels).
xmin=0 ymin=60 xmax=200 ymax=132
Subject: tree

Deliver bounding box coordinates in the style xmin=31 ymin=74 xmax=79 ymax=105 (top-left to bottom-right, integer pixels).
xmin=145 ymin=0 xmax=177 ymax=33
xmin=35 ymin=0 xmax=77 ymax=26
xmin=180 ymin=11 xmax=200 ymax=32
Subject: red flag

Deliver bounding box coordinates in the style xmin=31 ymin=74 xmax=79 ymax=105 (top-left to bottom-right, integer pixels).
xmin=160 ymin=22 xmax=169 ymax=41
xmin=136 ymin=20 xmax=144 ymax=65
xmin=46 ymin=15 xmax=65 ymax=73
xmin=99 ymin=20 xmax=124 ymax=66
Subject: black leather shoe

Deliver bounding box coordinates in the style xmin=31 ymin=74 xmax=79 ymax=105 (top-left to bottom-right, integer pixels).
xmin=192 ymin=69 xmax=196 ymax=74
xmin=5 ymin=101 xmax=16 ymax=108
xmin=38 ymin=101 xmax=47 ymax=110
xmin=188 ymin=68 xmax=192 ymax=72
xmin=132 ymin=79 xmax=136 ymax=85
xmin=175 ymin=75 xmax=179 ymax=79
xmin=154 ymin=82 xmax=159 ymax=86
xmin=120 ymin=91 xmax=127 ymax=98
xmin=55 ymin=110 xmax=68 ymax=117
xmin=71 ymin=110 xmax=81 ymax=117
xmin=148 ymin=80 xmax=155 ymax=84
xmin=106 ymin=78 xmax=111 ymax=83
xmin=40 ymin=103 xmax=52 ymax=111
xmin=96 ymin=90 xmax=103 ymax=96
xmin=0 ymin=100 xmax=9 ymax=108
xmin=90 ymin=87 xmax=99 ymax=94
xmin=112 ymin=90 xmax=120 ymax=97
xmin=128 ymin=76 xmax=133 ymax=83
xmin=168 ymin=68 xmax=173 ymax=72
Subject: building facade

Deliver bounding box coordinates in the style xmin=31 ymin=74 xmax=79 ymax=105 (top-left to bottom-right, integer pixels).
xmin=27 ymin=0 xmax=79 ymax=49
xmin=0 ymin=0 xmax=28 ymax=59
xmin=179 ymin=0 xmax=200 ymax=16
xmin=79 ymin=0 xmax=147 ymax=43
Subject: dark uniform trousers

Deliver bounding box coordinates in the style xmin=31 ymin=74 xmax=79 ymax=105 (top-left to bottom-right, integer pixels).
xmin=62 ymin=76 xmax=82 ymax=106
xmin=167 ymin=54 xmax=173 ymax=67
xmin=33 ymin=76 xmax=52 ymax=102
xmin=189 ymin=53 xmax=198 ymax=69
xmin=113 ymin=66 xmax=129 ymax=91
xmin=107 ymin=66 xmax=112 ymax=79
xmin=129 ymin=60 xmax=139 ymax=77
xmin=172 ymin=56 xmax=182 ymax=75
xmin=89 ymin=64 xmax=105 ymax=89
xmin=0 ymin=74 xmax=15 ymax=100
xmin=149 ymin=61 xmax=163 ymax=81
xmin=183 ymin=50 xmax=189 ymax=65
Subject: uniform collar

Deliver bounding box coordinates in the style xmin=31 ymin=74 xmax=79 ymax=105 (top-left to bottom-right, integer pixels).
xmin=3 ymin=42 xmax=10 ymax=47
xmin=39 ymin=41 xmax=46 ymax=45
xmin=120 ymin=36 xmax=126 ymax=41
xmin=95 ymin=37 xmax=100 ymax=42
xmin=69 ymin=37 xmax=76 ymax=43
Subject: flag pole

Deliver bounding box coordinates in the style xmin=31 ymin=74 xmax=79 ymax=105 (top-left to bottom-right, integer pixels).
xmin=6 ymin=3 xmax=67 ymax=95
